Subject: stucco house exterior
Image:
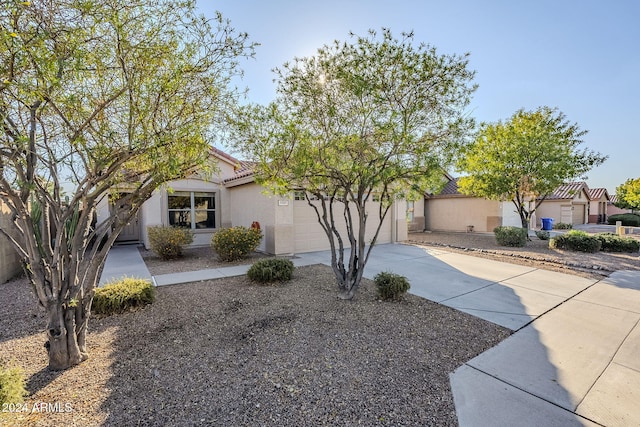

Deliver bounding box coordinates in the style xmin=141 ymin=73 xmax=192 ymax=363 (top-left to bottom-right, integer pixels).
xmin=97 ymin=148 xmax=408 ymax=255
xmin=0 ymin=200 xmax=23 ymax=284
xmin=608 ymin=195 xmax=633 ymax=216
xmin=422 ymin=177 xmax=522 ymax=233
xmin=587 ymin=187 xmax=610 ymax=223
xmin=535 ymin=182 xmax=590 ymax=226
xmin=420 ymin=178 xmax=613 ymax=232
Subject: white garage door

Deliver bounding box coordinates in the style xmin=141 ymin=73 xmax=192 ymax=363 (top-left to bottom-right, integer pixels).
xmin=293 ymin=200 xmax=392 ymax=253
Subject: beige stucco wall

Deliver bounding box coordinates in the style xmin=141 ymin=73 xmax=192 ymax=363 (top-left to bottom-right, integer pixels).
xmin=408 ymin=198 xmax=425 ymax=232
xmin=535 ymin=201 xmax=565 ymax=226
xmin=0 ymin=201 xmax=22 ymax=284
xmin=424 ymin=196 xmax=504 ymax=232
xmin=228 ymin=182 xmax=280 ymax=253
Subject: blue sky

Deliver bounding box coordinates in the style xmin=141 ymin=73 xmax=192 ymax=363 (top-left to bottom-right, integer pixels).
xmin=198 ymin=0 xmax=639 ymax=194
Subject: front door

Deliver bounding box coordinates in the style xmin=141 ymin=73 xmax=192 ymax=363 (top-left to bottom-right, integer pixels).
xmin=110 ymin=195 xmax=141 ymax=243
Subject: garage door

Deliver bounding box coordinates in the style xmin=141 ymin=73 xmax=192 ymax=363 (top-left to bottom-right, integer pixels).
xmin=293 ymin=200 xmax=392 ymax=253
xmin=572 ymin=204 xmax=586 ymax=224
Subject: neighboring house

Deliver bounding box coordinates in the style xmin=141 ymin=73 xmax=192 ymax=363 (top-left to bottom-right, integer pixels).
xmin=0 ymin=200 xmax=23 ymax=284
xmin=97 ymin=148 xmax=408 ymax=255
xmin=587 ymin=187 xmax=610 ymax=223
xmin=422 ymin=177 xmax=522 ymax=233
xmin=535 ymin=182 xmax=590 ymax=226
xmin=608 ymin=195 xmax=633 ymax=216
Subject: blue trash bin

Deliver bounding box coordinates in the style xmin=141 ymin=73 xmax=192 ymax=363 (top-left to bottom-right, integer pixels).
xmin=541 ymin=217 xmax=553 ymax=231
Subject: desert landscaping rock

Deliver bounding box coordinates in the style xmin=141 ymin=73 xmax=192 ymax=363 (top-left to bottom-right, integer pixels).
xmin=0 ymin=264 xmax=509 ymax=426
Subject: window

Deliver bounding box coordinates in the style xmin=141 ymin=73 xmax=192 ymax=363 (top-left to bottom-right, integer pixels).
xmin=406 ymin=201 xmax=415 ymax=222
xmin=168 ymin=191 xmax=216 ymax=229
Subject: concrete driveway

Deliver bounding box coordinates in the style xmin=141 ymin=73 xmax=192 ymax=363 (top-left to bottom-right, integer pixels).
xmin=298 ymin=243 xmax=640 ymax=426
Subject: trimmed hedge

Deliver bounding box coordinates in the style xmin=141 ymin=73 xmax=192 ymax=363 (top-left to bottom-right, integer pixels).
xmin=247 ymin=258 xmax=295 ymax=283
xmin=93 ymin=277 xmax=155 ymax=315
xmin=553 ymin=222 xmax=573 ymax=230
xmin=374 ymin=271 xmax=410 ymax=301
xmin=494 ymin=226 xmax=528 ymax=247
xmin=607 ymin=213 xmax=640 ymax=227
xmin=0 ymin=361 xmax=27 ymax=406
xmin=549 ymin=230 xmax=601 ymax=253
xmin=595 ymin=233 xmax=640 ymax=253
xmin=212 ymin=226 xmax=262 ymax=262
xmin=535 ymin=230 xmax=550 ymax=240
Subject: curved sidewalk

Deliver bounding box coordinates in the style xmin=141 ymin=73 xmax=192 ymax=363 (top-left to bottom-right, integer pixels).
xmin=100 ymin=244 xmax=640 ymax=426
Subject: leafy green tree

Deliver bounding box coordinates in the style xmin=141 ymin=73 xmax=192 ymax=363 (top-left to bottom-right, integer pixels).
xmin=231 ymin=29 xmax=476 ymax=299
xmin=457 ymin=107 xmax=607 ymax=231
xmin=0 ymin=0 xmax=254 ymax=370
xmin=614 ymin=178 xmax=640 ymax=211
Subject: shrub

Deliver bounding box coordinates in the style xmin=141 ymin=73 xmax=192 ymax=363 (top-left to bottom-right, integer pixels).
xmin=553 ymin=222 xmax=573 ymax=230
xmin=607 ymin=213 xmax=640 ymax=227
xmin=93 ymin=277 xmax=155 ymax=315
xmin=535 ymin=230 xmax=550 ymax=240
xmin=212 ymin=226 xmax=262 ymax=262
xmin=147 ymin=226 xmax=194 ymax=260
xmin=247 ymin=258 xmax=295 ymax=283
xmin=374 ymin=271 xmax=410 ymax=301
xmin=549 ymin=230 xmax=601 ymax=253
xmin=493 ymin=226 xmax=528 ymax=247
xmin=595 ymin=233 xmax=640 ymax=253
xmin=0 ymin=361 xmax=27 ymax=406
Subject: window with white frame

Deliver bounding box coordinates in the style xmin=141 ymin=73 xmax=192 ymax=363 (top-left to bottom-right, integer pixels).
xmin=168 ymin=191 xmax=216 ymax=229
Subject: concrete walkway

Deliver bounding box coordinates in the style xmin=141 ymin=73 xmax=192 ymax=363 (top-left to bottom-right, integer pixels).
xmin=100 ymin=243 xmax=640 ymax=426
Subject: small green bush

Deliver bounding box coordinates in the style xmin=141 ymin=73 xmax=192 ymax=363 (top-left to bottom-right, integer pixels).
xmin=493 ymin=226 xmax=528 ymax=247
xmin=247 ymin=258 xmax=295 ymax=283
xmin=0 ymin=361 xmax=27 ymax=406
xmin=553 ymin=222 xmax=573 ymax=230
xmin=147 ymin=226 xmax=194 ymax=260
xmin=93 ymin=277 xmax=155 ymax=315
xmin=595 ymin=233 xmax=640 ymax=253
xmin=607 ymin=213 xmax=640 ymax=227
xmin=374 ymin=271 xmax=410 ymax=301
xmin=212 ymin=226 xmax=262 ymax=262
xmin=549 ymin=230 xmax=602 ymax=253
xmin=535 ymin=230 xmax=550 ymax=240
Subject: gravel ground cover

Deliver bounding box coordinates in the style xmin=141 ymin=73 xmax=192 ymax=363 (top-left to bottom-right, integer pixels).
xmin=3 ymin=229 xmax=637 ymax=426
xmin=408 ymin=231 xmax=640 ymax=279
xmin=0 ymin=264 xmax=509 ymax=426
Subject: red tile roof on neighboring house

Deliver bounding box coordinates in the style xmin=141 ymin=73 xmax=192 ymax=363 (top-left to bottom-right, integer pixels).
xmin=609 ymin=194 xmax=619 ymax=204
xmin=541 ymin=182 xmax=589 ymax=200
xmin=588 ymin=187 xmax=610 ymax=201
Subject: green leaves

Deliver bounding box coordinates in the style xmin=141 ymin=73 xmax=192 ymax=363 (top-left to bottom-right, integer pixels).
xmin=457 ymin=106 xmax=608 ymax=228
xmin=233 ymin=29 xmax=476 ymax=201
xmin=615 ymin=177 xmax=640 ymax=210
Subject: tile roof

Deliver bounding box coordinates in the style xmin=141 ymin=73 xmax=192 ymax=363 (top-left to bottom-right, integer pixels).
xmin=542 ymin=182 xmax=588 ymax=200
xmin=609 ymin=194 xmax=619 ymax=204
xmin=438 ymin=177 xmax=461 ymax=196
xmin=588 ymin=187 xmax=610 ymax=201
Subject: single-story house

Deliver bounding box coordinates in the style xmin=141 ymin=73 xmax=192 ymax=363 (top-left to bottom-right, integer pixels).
xmin=97 ymin=148 xmax=409 ymax=255
xmin=421 ymin=177 xmax=523 ymax=233
xmin=0 ymin=200 xmax=23 ymax=284
xmin=587 ymin=187 xmax=610 ymax=223
xmin=535 ymin=182 xmax=590 ymax=226
xmin=420 ymin=178 xmax=612 ymax=232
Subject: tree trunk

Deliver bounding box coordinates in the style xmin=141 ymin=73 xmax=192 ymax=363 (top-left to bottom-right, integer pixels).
xmin=45 ymin=302 xmax=89 ymax=370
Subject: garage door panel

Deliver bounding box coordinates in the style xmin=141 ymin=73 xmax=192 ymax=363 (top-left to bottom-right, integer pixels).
xmin=572 ymin=204 xmax=585 ymax=224
xmin=294 ymin=200 xmax=392 ymax=253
